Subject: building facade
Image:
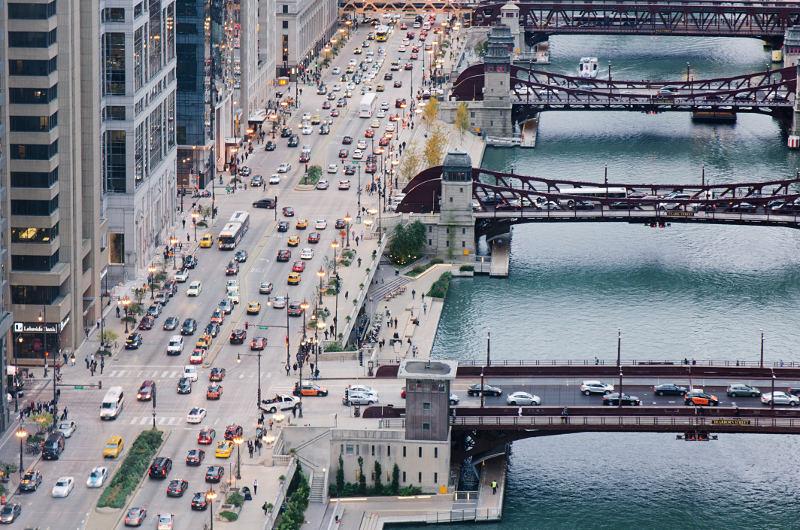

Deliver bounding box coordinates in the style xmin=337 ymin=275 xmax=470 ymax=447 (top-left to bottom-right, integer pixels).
xmin=100 ymin=0 xmax=178 ymax=284
xmin=4 ymin=0 xmax=106 ymax=364
xmin=241 ymin=0 xmax=275 ymax=125
xmin=276 ymin=0 xmax=338 ymax=78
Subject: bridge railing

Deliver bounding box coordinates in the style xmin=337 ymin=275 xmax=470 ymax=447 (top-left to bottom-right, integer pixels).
xmin=454 ymin=358 xmax=800 ymax=368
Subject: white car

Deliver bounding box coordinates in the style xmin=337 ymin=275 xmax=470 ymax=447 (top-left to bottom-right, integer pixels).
xmin=506 ymin=391 xmax=541 ymax=406
xmin=370 ymin=119 xmax=381 ymax=128
xmin=314 ymin=219 xmax=327 ymax=230
xmin=380 ymin=102 xmax=390 ymax=111
xmin=86 ymin=466 xmax=108 ymax=488
xmin=332 ymin=67 xmax=340 ymax=74
xmin=167 ymin=335 xmax=184 ymax=355
xmin=580 ymin=380 xmax=614 ymax=395
xmin=186 ymin=407 xmax=207 ymax=423
xmin=365 ymin=55 xmax=373 ymax=63
xmin=357 ymin=140 xmax=367 ymax=149
xmin=398 ymin=45 xmax=406 ymax=52
xmin=761 ymin=391 xmax=800 ymax=406
xmin=269 ymin=174 xmax=280 ymax=185
xmin=332 ymin=83 xmax=341 ymax=91
xmin=352 ymin=149 xmax=363 ymax=160
xmin=261 ymin=394 xmax=299 ymax=413
xmin=302 ymin=113 xmax=311 ymax=121
xmin=327 ymin=164 xmax=338 ymax=174
xmin=302 ymin=125 xmax=313 ymax=135
xmin=385 ymin=122 xmax=395 ymax=132
xmin=277 ymin=163 xmax=291 ymax=173
xmin=347 ymin=82 xmax=356 ymax=91
xmin=272 ymin=296 xmax=286 ymax=309
xmin=57 ymin=420 xmax=76 ymax=438
xmin=345 ymin=391 xmax=379 ymax=406
xmin=348 ymin=384 xmax=378 ymax=396
xmin=186 ymin=281 xmax=202 ymax=296
xmin=52 ymin=476 xmax=75 ymax=498
xmin=348 ymin=59 xmax=357 ymax=66
xmin=174 ymin=270 xmax=189 ymax=283
xmin=183 ymin=365 xmax=198 ymax=381
xmin=300 ymin=248 xmax=314 ymax=260
xmin=157 ymin=513 xmax=174 ymax=530
xmin=376 ymin=109 xmax=386 ymax=118
xmin=226 ymin=279 xmax=240 ymax=290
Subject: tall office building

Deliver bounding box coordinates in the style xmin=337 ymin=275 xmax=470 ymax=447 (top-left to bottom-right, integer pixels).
xmin=241 ymin=0 xmax=276 ymax=128
xmin=4 ymin=0 xmax=106 ymax=364
xmin=100 ymin=0 xmax=177 ymax=283
xmin=276 ymin=0 xmax=339 ymax=78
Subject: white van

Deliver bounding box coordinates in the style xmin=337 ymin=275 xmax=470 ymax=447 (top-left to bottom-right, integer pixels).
xmin=226 ymin=286 xmax=240 ymax=305
xmin=100 ymin=386 xmax=125 ymax=420
xmin=183 ymin=365 xmax=198 ymax=382
xmin=167 ymin=335 xmax=184 ymax=356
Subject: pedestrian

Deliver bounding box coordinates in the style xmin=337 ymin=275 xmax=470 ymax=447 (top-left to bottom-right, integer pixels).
xmin=182 ymin=218 xmax=186 ymax=228
xmin=357 ymin=257 xmax=362 ymax=267
xmin=492 ymin=480 xmax=497 ymax=494
xmin=90 ymin=363 xmax=95 ymax=376
xmin=355 ymin=236 xmax=359 ymax=247
xmin=187 ymin=233 xmax=190 ymax=242
xmin=421 ymin=293 xmax=425 ymax=302
xmin=63 ymin=351 xmax=68 ymax=365
xmin=262 ymin=501 xmax=270 ymax=515
xmin=253 ymin=479 xmax=258 ymax=495
xmin=269 ymin=419 xmax=273 ymax=431
xmin=285 ymin=363 xmax=290 ymax=376
xmin=100 ymin=357 xmax=105 ymax=374
xmin=292 ymin=405 xmax=297 ymax=418
xmin=293 ymin=362 xmax=298 ymax=373
xmin=394 ymin=317 xmax=398 ymax=328
xmin=344 ymin=291 xmax=349 ymax=300
xmin=561 ymin=407 xmax=569 ymax=424
xmin=324 ymin=330 xmax=329 ymax=340
xmin=412 ymin=289 xmax=416 ymax=299
xmin=423 ymin=302 xmax=427 ymax=314
xmin=116 ymin=306 xmax=121 ymax=318
xmin=85 ymin=355 xmax=90 ymax=369
xmin=518 ymin=407 xmax=522 ymax=417
xmin=69 ymin=353 xmax=76 ymax=366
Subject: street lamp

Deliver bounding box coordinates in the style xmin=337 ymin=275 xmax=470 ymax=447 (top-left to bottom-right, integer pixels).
xmin=192 ymin=211 xmax=199 ymax=241
xmin=147 ymin=265 xmax=156 ymax=299
xmin=331 ymin=241 xmax=339 ymax=276
xmin=234 ymin=435 xmax=244 ymax=480
xmin=299 ymin=301 xmax=310 ymax=419
xmin=122 ymin=297 xmax=131 ymax=333
xmin=206 ymin=490 xmax=217 ymax=529
xmin=317 ymin=268 xmax=325 ymax=305
xmin=15 ymin=428 xmax=27 ymax=482
xmin=169 ymin=237 xmax=178 ymax=270
xmin=344 ymin=214 xmax=352 ymax=248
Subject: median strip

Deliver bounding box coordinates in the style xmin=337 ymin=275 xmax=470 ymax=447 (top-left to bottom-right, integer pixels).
xmin=97 ymin=429 xmax=163 ymax=509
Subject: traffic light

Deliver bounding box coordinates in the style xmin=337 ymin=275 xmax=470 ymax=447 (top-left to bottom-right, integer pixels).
xmin=359 ymin=350 xmax=363 ymax=366
xmin=285 ymin=335 xmax=289 ymax=347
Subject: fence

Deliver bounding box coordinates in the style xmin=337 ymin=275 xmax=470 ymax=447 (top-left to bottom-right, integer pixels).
xmin=263 ymin=457 xmax=297 ymax=530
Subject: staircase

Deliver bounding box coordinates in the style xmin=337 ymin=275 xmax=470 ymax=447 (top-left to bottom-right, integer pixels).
xmin=309 ymin=471 xmax=327 ymax=504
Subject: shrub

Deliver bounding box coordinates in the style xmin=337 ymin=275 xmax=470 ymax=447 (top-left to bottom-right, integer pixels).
xmin=459 ymin=265 xmax=474 ymax=272
xmin=427 ymin=272 xmax=452 ymax=299
xmin=226 ymin=491 xmax=245 ymax=508
xmin=399 ymin=485 xmax=423 ymax=496
xmin=97 ymin=430 xmax=163 ymax=508
xmin=220 ymin=511 xmax=239 ymax=521
xmin=430 ymin=258 xmax=444 ymax=265
xmin=324 ymin=342 xmax=346 ymax=352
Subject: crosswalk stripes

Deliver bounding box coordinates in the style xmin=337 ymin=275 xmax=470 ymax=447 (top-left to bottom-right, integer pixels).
xmin=130 ymin=416 xmax=182 ymax=426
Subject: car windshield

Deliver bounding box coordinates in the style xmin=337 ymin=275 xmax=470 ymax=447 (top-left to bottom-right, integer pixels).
xmin=90 ymin=469 xmax=101 ymax=477
xmin=56 ymin=480 xmax=67 ymax=486
xmin=59 ymin=422 xmax=70 ymax=429
xmin=105 ymin=442 xmax=117 ymax=449
xmin=1 ymin=507 xmax=12 ymax=514
xmin=190 ymin=408 xmax=199 ymax=414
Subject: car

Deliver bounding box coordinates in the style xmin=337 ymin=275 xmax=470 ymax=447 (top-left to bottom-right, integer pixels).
xmin=264 ymin=141 xmax=277 ymax=151
xmin=602 ymin=392 xmax=641 ymax=406
xmin=338 ymin=148 xmax=349 ymax=159
xmin=393 ymin=80 xmax=403 ymax=88
xmin=253 ymin=198 xmax=276 ymax=209
xmin=657 ymin=85 xmax=678 ymax=96
xmin=761 ymin=391 xmax=799 ymax=406
xmin=288 ymin=272 xmax=301 ymax=285
xmin=186 ymin=281 xmax=202 ymax=296
xmin=330 ymin=108 xmax=340 ymax=117
xmin=247 ymin=301 xmax=261 ymax=314
xmin=338 ymin=179 xmax=351 ymax=190
xmin=580 ymin=380 xmax=614 ymax=395
xmin=224 ymin=424 xmax=244 ymax=440
xmin=684 ymin=391 xmax=719 ymax=406
xmin=342 ymin=135 xmax=353 ymax=145
xmin=320 ymin=124 xmax=331 ymax=134
xmin=272 ymin=296 xmax=287 ymax=309
xmin=197 ymin=428 xmax=216 ymax=444
xmin=302 ymin=125 xmax=313 ymax=135
xmin=85 ymin=466 xmax=109 ymax=488
xmin=191 ymin=492 xmax=209 ymax=510
xmin=278 ymin=221 xmax=289 ymax=232
xmin=316 ymin=179 xmax=329 ymax=190
xmin=186 ymin=407 xmax=207 ymax=423
xmin=215 ymin=440 xmax=234 ymax=458
xmin=308 ymin=232 xmax=321 ymax=244
xmin=258 ymin=282 xmax=274 ymax=296
xmin=157 ymin=513 xmax=174 ymax=530
xmin=174 ymin=269 xmax=189 ymax=282
xmin=180 ymin=318 xmax=197 ymax=335
xmin=229 ymin=329 xmax=246 ymax=344
xmin=384 ymin=72 xmax=393 ymax=80
xmin=277 ymin=249 xmax=291 ymax=262
xmin=327 ymin=163 xmax=338 ymax=174
xmin=287 ymin=301 xmax=303 ymax=316
xmin=177 ymin=377 xmax=193 ymax=394
xmin=379 ymin=136 xmax=390 ymax=147
xmin=288 ymin=236 xmax=300 ymax=246
xmin=57 ymin=420 xmax=76 ymax=438
xmin=51 ymin=476 xmax=74 ymax=497
xmin=167 ymin=479 xmax=189 ymax=497
xmin=225 ymin=261 xmax=239 ymax=275
xmin=186 ymin=449 xmax=205 ymax=466
xmin=357 ymin=139 xmax=367 ymax=149
xmin=205 ymin=465 xmax=224 ymax=483
xmin=296 ymin=219 xmax=308 ymax=230
xmin=299 ymin=247 xmax=314 ymax=260
xmin=137 ymin=380 xmax=155 ymax=401
xmin=344 ymin=165 xmax=355 ymax=176
xmin=205 ymin=322 xmax=220 ymax=338
xmin=321 ymin=101 xmax=331 ymax=111
xmin=370 ymin=118 xmax=381 ymax=128
xmin=376 ymin=85 xmax=385 ymax=92
xmin=19 ymin=470 xmax=43 ymax=492
xmin=352 ymin=149 xmax=363 ymax=160
xmin=261 ymin=394 xmax=300 ymax=413
xmin=327 ymin=92 xmax=337 ymax=101
xmin=288 ymin=135 xmax=299 ymax=147
xmin=251 ymin=175 xmax=264 ymax=187
xmin=365 ymin=129 xmax=374 ymax=138
xmin=335 ymin=218 xmax=347 ymax=229
xmin=138 ymin=315 xmax=154 ymax=330
xmin=467 ymin=383 xmax=502 ymax=397
xmin=239 ymin=166 xmax=251 ymax=177
xmin=506 ymin=391 xmax=541 ymax=406
xmin=0 ymin=503 xmax=21 ymax=524
xmin=234 ymin=249 xmax=248 ymax=263
xmin=195 ymin=334 xmax=211 ymax=350
xmin=653 ymin=383 xmax=688 ymax=396
xmin=189 ymin=348 xmax=205 ymax=364
xmin=292 ymin=261 xmax=305 ymax=273
xmin=149 ymin=457 xmax=173 ymax=478
xmin=282 ymin=206 xmax=295 ymax=217
xmin=163 ymin=316 xmax=179 ymax=330
xmin=293 ymin=381 xmax=328 ymax=396
xmin=727 ymin=383 xmax=761 ymax=397
xmin=344 ymin=390 xmax=379 ymax=405
xmin=124 ymin=507 xmax=147 ymax=527
xmin=250 ymin=336 xmax=266 ymax=350
xmin=125 ymin=332 xmax=143 ymax=349
xmin=209 ymin=368 xmax=226 ymax=382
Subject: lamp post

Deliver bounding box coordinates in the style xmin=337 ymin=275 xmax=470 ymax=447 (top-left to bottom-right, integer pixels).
xmin=192 ymin=211 xmax=199 ymax=241
xmin=122 ymin=297 xmax=131 ymax=333
xmin=344 ymin=214 xmax=352 ymax=248
xmin=169 ymin=237 xmax=178 ymax=270
xmin=15 ymin=427 xmax=27 ymax=482
xmin=234 ymin=434 xmax=243 ymax=480
xmin=148 ymin=265 xmax=156 ymax=299
xmin=331 ymin=241 xmax=339 ymax=276
xmin=317 ymin=268 xmax=325 ymax=305
xmin=316 ymin=321 xmax=324 ymax=377
xmin=334 ymin=273 xmax=340 ymax=340
xmin=299 ymin=301 xmax=309 ymax=419
xmin=207 ymin=490 xmax=217 ymax=529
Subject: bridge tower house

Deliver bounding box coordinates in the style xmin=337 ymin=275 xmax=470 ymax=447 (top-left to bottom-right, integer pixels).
xmin=784 ymin=27 xmax=800 ymax=148
xmin=500 ymin=1 xmax=525 ymax=59
xmin=427 ymin=151 xmax=477 ymax=259
xmin=479 ymin=25 xmax=514 ymax=136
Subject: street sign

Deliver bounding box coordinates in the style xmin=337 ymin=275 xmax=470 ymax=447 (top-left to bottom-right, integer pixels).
xmin=73 ymin=386 xmax=84 ymax=390
xmin=258 ymin=326 xmax=269 ymax=330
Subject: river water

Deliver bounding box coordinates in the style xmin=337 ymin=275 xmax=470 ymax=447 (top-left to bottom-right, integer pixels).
xmin=412 ymin=35 xmax=800 ymax=528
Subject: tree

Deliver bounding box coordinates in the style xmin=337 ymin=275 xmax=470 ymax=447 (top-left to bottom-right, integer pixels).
xmin=388 ymin=220 xmax=427 ymax=265
xmin=474 ymin=39 xmax=488 ymax=57
xmin=305 ymin=164 xmax=322 ymax=185
xmin=424 ymin=125 xmax=447 ymax=168
xmin=423 ymin=96 xmax=439 ymax=129
xmin=391 ymin=464 xmax=400 ymax=495
xmin=357 ymin=456 xmax=367 ymax=494
xmin=373 ymin=460 xmax=382 ymax=494
xmin=336 ymin=455 xmax=345 ymax=496
xmin=455 ymin=102 xmax=470 ymax=140
xmin=399 ymin=141 xmax=422 ymax=184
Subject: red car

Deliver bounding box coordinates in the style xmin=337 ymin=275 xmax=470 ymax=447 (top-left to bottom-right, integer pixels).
xmin=209 ymin=367 xmax=226 ymax=381
xmin=250 ymin=337 xmax=266 ymax=351
xmin=364 ymin=129 xmax=374 ymax=138
xmin=411 ymin=46 xmax=419 ymax=53
xmin=292 ymin=260 xmax=305 ymax=272
xmin=308 ymin=232 xmax=320 ymax=243
xmin=224 ymin=424 xmax=243 ymax=441
xmin=393 ymin=80 xmax=402 ymax=88
xmin=410 ymin=53 xmax=418 ymax=60
xmin=137 ymin=380 xmax=155 ymax=401
xmin=282 ymin=206 xmax=295 ymax=217
xmin=330 ymin=108 xmax=340 ymax=117
xmin=138 ymin=315 xmax=154 ymax=330
xmin=197 ymin=428 xmax=216 ymax=445
xmin=379 ymin=136 xmax=390 ymax=147
xmin=322 ymin=100 xmax=331 ymax=109
xmin=225 ymin=261 xmax=239 ymax=275
xmin=404 ymin=63 xmax=413 ymax=70
xmin=206 ymin=384 xmax=223 ymax=400
xmin=186 ymin=449 xmax=205 ymax=466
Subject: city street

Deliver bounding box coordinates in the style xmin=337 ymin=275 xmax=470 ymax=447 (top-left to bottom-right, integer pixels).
xmin=6 ymin=16 xmax=436 ymax=529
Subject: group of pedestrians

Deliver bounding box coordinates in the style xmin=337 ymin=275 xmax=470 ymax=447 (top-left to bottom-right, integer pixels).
xmin=84 ymin=354 xmax=104 ymax=376
xmin=19 ymin=399 xmax=58 ymax=420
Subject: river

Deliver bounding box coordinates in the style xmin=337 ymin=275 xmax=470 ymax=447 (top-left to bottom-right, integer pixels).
xmin=407 ymin=34 xmax=800 ymax=528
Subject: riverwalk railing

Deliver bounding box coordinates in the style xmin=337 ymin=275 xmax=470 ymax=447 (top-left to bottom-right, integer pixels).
xmin=425 ymin=509 xmax=502 ymax=523
xmin=453 ymin=358 xmax=800 ymax=367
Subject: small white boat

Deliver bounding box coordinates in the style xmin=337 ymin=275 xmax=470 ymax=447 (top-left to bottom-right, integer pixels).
xmin=578 ymin=57 xmax=599 ymax=79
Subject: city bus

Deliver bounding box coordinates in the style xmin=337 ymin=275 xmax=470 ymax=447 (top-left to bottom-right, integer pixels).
xmin=375 ymin=25 xmax=389 ymax=41
xmin=557 ymin=187 xmax=627 ymax=208
xmin=359 ymin=93 xmax=377 ymax=118
xmin=218 ymin=210 xmax=250 ymax=249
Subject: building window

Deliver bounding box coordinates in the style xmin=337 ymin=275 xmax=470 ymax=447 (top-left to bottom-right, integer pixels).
xmin=135 ymin=123 xmax=145 ymax=183
xmin=423 ymin=402 xmax=431 ymax=410
xmin=371 ymin=445 xmax=375 ymax=456
xmin=134 ymin=2 xmax=143 ymax=17
xmin=10 ymin=113 xmax=57 ymax=132
xmin=104 ymin=130 xmax=127 ymax=193
xmin=134 ymin=27 xmax=145 ymax=91
xmin=9 ymin=86 xmax=57 ymax=104
xmin=9 ymin=29 xmax=57 ymax=48
xmin=11 ymin=225 xmax=58 ymax=243
xmin=107 ymin=106 xmax=126 ymax=121
xmin=10 ymin=285 xmax=60 ymax=305
xmin=418 ymin=447 xmax=422 ymax=458
xmin=11 ymin=169 xmax=58 ymax=188
xmin=109 ymin=233 xmax=125 ymax=264
xmin=434 ymin=447 xmax=438 ymax=458
xmin=104 ymin=33 xmax=126 ymax=95
xmin=418 ymin=472 xmax=422 ymax=483
xmin=149 ymin=104 xmax=164 ymax=170
xmin=462 ymin=241 xmax=466 ymax=247
xmin=402 ymin=446 xmax=406 ymax=457
xmin=167 ymin=91 xmax=176 ymax=149
xmin=282 ymin=35 xmax=289 ymax=62
xmin=434 ymin=472 xmax=438 ymax=483
xmin=462 ymin=228 xmax=466 ymax=234
xmin=11 ymin=197 xmax=59 ymax=216
xmin=282 ymin=4 xmax=288 ymax=13
xmin=149 ymin=1 xmax=163 ymax=75
xmin=428 ymin=239 xmax=431 ymax=245
xmin=166 ymin=3 xmax=175 ymax=61
xmin=345 ymin=444 xmax=354 ymax=455
xmin=10 ymin=141 xmax=58 ymax=160
xmin=283 ymin=21 xmax=288 ymax=28
xmin=9 ymin=1 xmax=57 ymax=19
xmin=8 ymin=58 xmax=58 ymax=76
xmin=402 ymin=471 xmax=406 ymax=482
xmin=423 ymin=423 xmax=430 ymax=430
xmin=12 ymin=251 xmax=59 ymax=271
xmin=449 ymin=197 xmax=453 ymax=202
xmin=103 ymin=7 xmax=125 ymax=22
xmin=387 ymin=446 xmax=391 ymax=457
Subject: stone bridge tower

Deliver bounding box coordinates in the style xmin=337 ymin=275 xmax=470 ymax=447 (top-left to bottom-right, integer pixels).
xmin=476 ymin=25 xmax=514 ymax=136
xmin=431 ymin=151 xmax=476 ymax=259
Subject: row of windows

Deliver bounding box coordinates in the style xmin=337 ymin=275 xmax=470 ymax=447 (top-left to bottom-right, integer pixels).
xmin=12 ymin=251 xmax=60 ymax=271
xmin=104 ymin=33 xmax=126 ymax=96
xmin=8 ymin=1 xmax=57 ymax=20
xmin=8 ymin=58 xmax=57 ymax=76
xmin=9 ymin=29 xmax=57 ymax=48
xmin=9 ymin=113 xmax=58 ymax=133
xmin=104 ymin=106 xmax=126 ymax=121
xmin=11 ymin=197 xmax=59 ymax=216
xmin=343 ymin=444 xmax=439 ymax=459
xmin=10 ymin=285 xmax=60 ymax=305
xmin=9 ymin=85 xmax=57 ymax=104
xmin=10 ymin=141 xmax=58 ymax=160
xmin=11 ymin=169 xmax=59 ymax=188
xmin=11 ymin=224 xmax=59 ymax=243
xmin=104 ymin=130 xmax=127 ymax=193
xmin=103 ymin=7 xmax=125 ymax=22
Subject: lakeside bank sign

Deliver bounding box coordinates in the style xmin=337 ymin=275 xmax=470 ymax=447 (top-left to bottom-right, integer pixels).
xmin=14 ymin=316 xmax=68 ymax=334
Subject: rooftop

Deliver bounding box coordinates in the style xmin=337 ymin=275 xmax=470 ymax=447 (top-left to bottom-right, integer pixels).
xmin=398 ymin=359 xmax=458 ymax=380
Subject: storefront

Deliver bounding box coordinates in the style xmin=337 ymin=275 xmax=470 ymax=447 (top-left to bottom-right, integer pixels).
xmin=12 ymin=317 xmax=66 ymax=364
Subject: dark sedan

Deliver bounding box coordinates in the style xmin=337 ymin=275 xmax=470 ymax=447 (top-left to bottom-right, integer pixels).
xmin=177 ymin=377 xmax=193 ymax=394
xmin=653 ymin=383 xmax=688 ymax=396
xmin=186 ymin=449 xmax=205 ymax=466
xmin=277 ymin=250 xmax=291 ymax=262
xmin=278 ymin=221 xmax=289 ymax=232
xmin=602 ymin=393 xmax=641 ymax=406
xmin=253 ymin=198 xmax=277 ymax=209
xmin=183 ymin=254 xmax=198 ymax=269
xmin=166 ymin=479 xmax=189 ymax=497
xmin=191 ymin=492 xmax=209 ymax=510
xmin=467 ymin=384 xmax=502 ymax=397
xmin=205 ymin=466 xmax=224 ymax=483
xmin=125 ymin=333 xmax=143 ymax=349
xmin=180 ymin=318 xmax=197 ymax=335
xmin=229 ymin=329 xmax=246 ymax=345
xmin=162 ymin=316 xmax=179 ymax=331
xmin=264 ymin=141 xmax=277 ymax=151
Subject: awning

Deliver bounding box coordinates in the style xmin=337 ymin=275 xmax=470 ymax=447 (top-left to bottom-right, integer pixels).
xmin=248 ymin=110 xmax=267 ymax=123
xmin=224 ymin=137 xmax=243 ymax=146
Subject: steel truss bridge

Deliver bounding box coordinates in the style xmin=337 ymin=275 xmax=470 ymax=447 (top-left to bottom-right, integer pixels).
xmin=339 ymin=0 xmax=467 ymax=15
xmin=396 ymin=167 xmax=800 ymax=232
xmin=473 ymin=0 xmax=800 ymax=44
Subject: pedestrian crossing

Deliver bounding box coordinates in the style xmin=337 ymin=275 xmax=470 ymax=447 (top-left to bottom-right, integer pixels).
xmin=101 ymin=368 xmax=262 ymax=379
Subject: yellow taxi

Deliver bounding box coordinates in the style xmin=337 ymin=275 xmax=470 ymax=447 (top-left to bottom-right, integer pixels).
xmin=295 ymin=219 xmax=308 ymax=229
xmin=103 ymin=436 xmax=124 ymax=458
xmin=311 ymin=114 xmax=321 ymax=125
xmin=215 ymin=440 xmax=234 ymax=458
xmin=196 ymin=334 xmax=212 ymax=349
xmin=346 ymin=65 xmax=355 ymax=74
xmin=287 ymin=235 xmax=300 ymax=247
xmin=376 ymin=84 xmax=385 ymax=92
xmin=246 ymin=301 xmax=261 ymax=315
xmin=288 ymin=272 xmax=301 ymax=285
xmin=199 ymin=233 xmax=213 ymax=248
